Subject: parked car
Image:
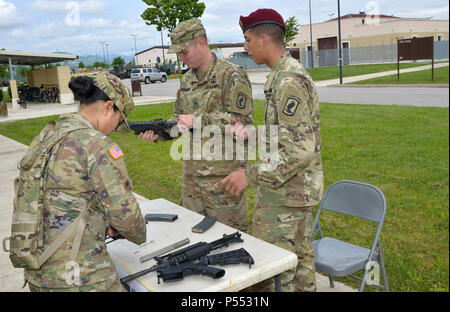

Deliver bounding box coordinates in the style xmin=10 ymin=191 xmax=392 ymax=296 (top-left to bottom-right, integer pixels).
xmin=130 ymin=67 xmax=168 ymax=84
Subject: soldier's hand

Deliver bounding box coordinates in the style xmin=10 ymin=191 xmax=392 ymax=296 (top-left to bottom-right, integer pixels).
xmin=107 ymin=226 xmax=119 ymax=237
xmin=220 ymin=169 xmax=248 ymax=196
xmin=229 ymin=117 xmax=249 ymax=141
xmin=178 ymin=115 xmax=194 ymax=133
xmin=138 ymin=130 xmax=159 ymax=143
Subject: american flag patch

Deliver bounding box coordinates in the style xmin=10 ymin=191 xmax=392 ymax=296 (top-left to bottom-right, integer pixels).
xmin=109 ymin=145 xmax=124 ymax=159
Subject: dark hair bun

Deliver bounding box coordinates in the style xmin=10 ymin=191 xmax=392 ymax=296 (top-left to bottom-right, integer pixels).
xmin=69 ymin=76 xmax=97 ymax=98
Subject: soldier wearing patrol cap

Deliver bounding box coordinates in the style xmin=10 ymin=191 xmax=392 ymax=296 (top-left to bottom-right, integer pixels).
xmin=139 ymin=18 xmax=254 ymax=233
xmin=221 ymin=8 xmax=323 ymax=292
xmin=24 ymin=74 xmax=147 ymax=292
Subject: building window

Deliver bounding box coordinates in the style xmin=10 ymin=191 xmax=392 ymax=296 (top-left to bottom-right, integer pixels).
xmin=437 ymin=34 xmax=443 ymax=41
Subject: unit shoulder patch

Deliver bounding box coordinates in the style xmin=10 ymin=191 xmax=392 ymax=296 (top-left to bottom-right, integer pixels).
xmin=228 ymin=81 xmax=252 ymax=115
xmin=278 ymin=83 xmax=307 ymax=126
xmin=283 ymin=96 xmax=300 ymax=116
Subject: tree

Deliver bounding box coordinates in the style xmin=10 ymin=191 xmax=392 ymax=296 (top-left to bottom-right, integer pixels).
xmin=78 ymin=61 xmax=86 ymax=69
xmin=93 ymin=61 xmax=108 ymax=69
xmin=284 ymin=16 xmax=300 ymax=46
xmin=112 ymin=56 xmax=125 ymax=68
xmin=0 ymin=65 xmax=8 ymax=79
xmin=141 ymin=0 xmax=206 ymax=77
xmin=124 ymin=59 xmax=135 ymax=70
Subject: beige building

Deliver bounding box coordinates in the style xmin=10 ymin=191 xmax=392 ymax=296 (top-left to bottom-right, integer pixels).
xmin=291 ymin=13 xmax=449 ymax=66
xmin=135 ymin=45 xmax=175 ymax=67
xmin=135 ymin=43 xmax=245 ymax=67
xmin=212 ymin=43 xmax=245 ymax=59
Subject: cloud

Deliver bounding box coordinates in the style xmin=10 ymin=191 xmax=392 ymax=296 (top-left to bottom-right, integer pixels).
xmin=0 ymin=0 xmax=23 ymax=27
xmin=10 ymin=27 xmax=26 ymax=37
xmin=29 ymin=0 xmax=106 ymax=14
xmin=83 ymin=18 xmax=111 ymax=28
xmin=3 ymin=0 xmax=448 ymax=57
xmin=400 ymin=6 xmax=450 ymax=18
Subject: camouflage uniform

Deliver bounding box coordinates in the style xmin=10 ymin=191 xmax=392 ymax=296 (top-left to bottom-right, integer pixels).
xmin=168 ymin=19 xmax=254 ymax=232
xmin=25 ymin=74 xmax=147 ymax=292
xmin=245 ymin=52 xmax=323 ymax=292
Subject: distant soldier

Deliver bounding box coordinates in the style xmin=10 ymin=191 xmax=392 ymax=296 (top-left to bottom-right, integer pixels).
xmin=21 ymin=74 xmax=146 ymax=292
xmin=139 ymin=18 xmax=254 ymax=232
xmin=221 ymin=9 xmax=324 ymax=292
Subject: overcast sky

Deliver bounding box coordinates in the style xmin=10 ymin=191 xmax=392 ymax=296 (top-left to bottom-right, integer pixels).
xmin=1 ymin=0 xmax=448 ymax=57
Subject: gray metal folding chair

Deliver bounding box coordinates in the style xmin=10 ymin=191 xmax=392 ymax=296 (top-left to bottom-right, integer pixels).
xmin=312 ymin=180 xmax=389 ymax=292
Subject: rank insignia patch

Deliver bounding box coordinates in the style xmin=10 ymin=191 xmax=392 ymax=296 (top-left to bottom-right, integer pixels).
xmin=283 ymin=96 xmax=300 ymax=116
xmin=109 ymin=145 xmax=124 ymax=159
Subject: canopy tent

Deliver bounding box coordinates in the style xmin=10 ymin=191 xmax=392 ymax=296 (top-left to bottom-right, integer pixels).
xmin=0 ymin=50 xmax=78 ymax=79
xmin=1 ymin=50 xmax=78 ymax=108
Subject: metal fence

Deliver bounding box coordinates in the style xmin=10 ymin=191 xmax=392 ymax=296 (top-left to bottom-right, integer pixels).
xmin=226 ymin=55 xmax=267 ymax=70
xmin=301 ymin=40 xmax=449 ymax=68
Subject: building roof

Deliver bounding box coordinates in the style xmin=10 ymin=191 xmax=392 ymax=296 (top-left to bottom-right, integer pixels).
xmin=0 ymin=50 xmax=78 ymax=66
xmin=330 ymin=13 xmax=400 ymax=21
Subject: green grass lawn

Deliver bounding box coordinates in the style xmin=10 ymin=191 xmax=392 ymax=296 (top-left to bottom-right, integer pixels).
xmin=351 ymin=66 xmax=449 ymax=85
xmin=305 ymin=62 xmax=439 ymax=81
xmin=166 ymin=62 xmax=437 ymax=82
xmin=0 ymin=100 xmax=448 ymax=292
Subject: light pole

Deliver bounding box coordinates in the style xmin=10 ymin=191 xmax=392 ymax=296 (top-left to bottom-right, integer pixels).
xmin=308 ymin=0 xmax=314 ymax=68
xmin=160 ymin=29 xmax=166 ymax=70
xmin=337 ymin=0 xmax=343 ymax=84
xmin=99 ymin=41 xmax=106 ymax=64
xmin=131 ymin=34 xmax=138 ymax=66
xmin=131 ymin=34 xmax=138 ymax=54
xmin=105 ymin=43 xmax=110 ymax=67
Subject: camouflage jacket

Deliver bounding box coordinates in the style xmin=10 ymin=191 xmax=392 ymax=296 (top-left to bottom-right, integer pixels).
xmin=245 ymin=52 xmax=324 ymax=207
xmin=25 ymin=113 xmax=146 ymax=288
xmin=169 ymin=53 xmax=254 ymax=176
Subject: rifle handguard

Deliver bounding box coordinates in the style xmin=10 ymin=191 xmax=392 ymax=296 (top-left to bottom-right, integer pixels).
xmin=128 ymin=119 xmax=180 ymax=141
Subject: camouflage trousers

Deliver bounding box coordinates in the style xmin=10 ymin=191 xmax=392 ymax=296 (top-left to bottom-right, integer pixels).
xmin=251 ymin=204 xmax=316 ymax=292
xmin=181 ymin=174 xmax=249 ymax=232
xmin=28 ymin=277 xmax=125 ymax=292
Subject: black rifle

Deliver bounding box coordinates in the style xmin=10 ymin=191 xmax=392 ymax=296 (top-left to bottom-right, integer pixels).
xmin=120 ymin=232 xmax=244 ymax=285
xmin=128 ymin=119 xmax=180 ymax=141
xmin=198 ymin=248 xmax=254 ymax=268
xmin=157 ymin=248 xmax=254 ymax=283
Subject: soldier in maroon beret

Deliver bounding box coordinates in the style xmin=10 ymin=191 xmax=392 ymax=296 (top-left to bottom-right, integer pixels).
xmin=221 ymin=8 xmax=323 ymax=292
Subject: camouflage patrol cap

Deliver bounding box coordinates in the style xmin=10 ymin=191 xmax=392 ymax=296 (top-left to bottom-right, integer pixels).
xmin=93 ymin=73 xmax=134 ymax=134
xmin=168 ymin=18 xmax=207 ymax=54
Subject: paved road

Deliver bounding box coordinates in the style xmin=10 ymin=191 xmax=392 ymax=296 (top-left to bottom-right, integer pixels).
xmin=123 ymin=79 xmax=449 ymax=108
xmin=251 ymin=84 xmax=449 ymax=107
xmin=122 ymin=79 xmax=178 ymax=98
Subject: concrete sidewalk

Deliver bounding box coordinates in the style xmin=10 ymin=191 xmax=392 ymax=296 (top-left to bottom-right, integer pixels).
xmin=0 ymin=133 xmax=356 ymax=292
xmin=0 ymin=96 xmax=176 ymax=124
xmin=247 ymin=62 xmax=449 ymax=86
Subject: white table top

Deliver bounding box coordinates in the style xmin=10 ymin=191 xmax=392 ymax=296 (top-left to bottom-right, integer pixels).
xmin=107 ymin=198 xmax=298 ymax=292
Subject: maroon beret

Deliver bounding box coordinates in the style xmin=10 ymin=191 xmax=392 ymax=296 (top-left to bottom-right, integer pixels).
xmin=239 ymin=8 xmax=285 ymax=33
